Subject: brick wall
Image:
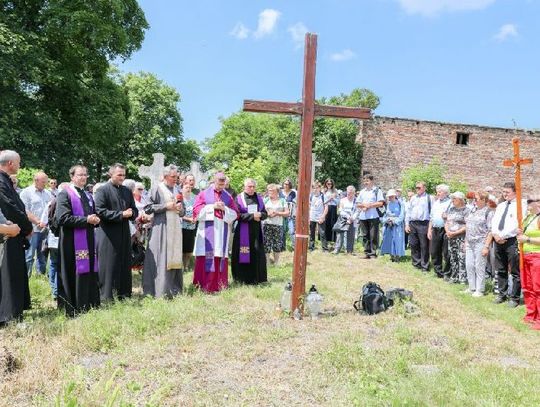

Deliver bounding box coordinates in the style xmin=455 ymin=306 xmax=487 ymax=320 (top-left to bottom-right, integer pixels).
xmin=360 ymin=116 xmax=540 ymax=194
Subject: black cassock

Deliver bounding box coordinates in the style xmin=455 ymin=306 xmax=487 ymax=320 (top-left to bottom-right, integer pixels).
xmin=94 ymin=182 xmax=137 ymax=300
xmin=231 ymin=192 xmax=268 ymax=285
xmin=0 ymin=171 xmax=32 ymax=323
xmin=56 ymin=188 xmax=100 ymax=316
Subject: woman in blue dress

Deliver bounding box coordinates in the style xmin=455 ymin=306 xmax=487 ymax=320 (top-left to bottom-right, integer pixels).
xmin=380 ymin=189 xmax=405 ymax=261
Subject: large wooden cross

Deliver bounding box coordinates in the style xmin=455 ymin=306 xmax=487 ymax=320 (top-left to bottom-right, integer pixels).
xmin=503 ymin=137 xmax=533 ymax=269
xmin=243 ymin=33 xmax=372 ymax=315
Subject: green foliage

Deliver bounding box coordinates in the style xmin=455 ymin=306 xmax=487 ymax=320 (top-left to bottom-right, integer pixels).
xmin=205 ymin=88 xmax=380 ymax=189
xmin=226 ymin=146 xmax=268 ymax=192
xmin=401 ymin=161 xmax=468 ymax=194
xmin=16 ymin=167 xmax=42 ymax=189
xmin=119 ymin=71 xmax=201 ymax=176
xmin=0 ymin=0 xmax=149 ymax=180
xmin=205 ymin=112 xmax=300 ymax=186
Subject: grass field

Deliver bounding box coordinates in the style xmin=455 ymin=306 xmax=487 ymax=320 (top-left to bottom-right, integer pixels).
xmin=0 ymin=251 xmax=539 ymax=406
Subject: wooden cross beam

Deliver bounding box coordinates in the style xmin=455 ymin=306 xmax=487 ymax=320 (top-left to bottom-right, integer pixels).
xmin=242 ymin=33 xmax=372 ymax=316
xmin=503 ymin=137 xmax=533 ymax=269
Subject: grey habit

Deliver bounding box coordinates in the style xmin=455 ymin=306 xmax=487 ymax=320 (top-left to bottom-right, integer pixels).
xmin=142 ymin=184 xmax=184 ymax=298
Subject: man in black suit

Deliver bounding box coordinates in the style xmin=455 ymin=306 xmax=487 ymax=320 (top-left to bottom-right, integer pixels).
xmin=0 ymin=150 xmax=33 ymax=324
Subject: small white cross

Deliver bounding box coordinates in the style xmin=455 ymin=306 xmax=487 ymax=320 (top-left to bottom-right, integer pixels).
xmin=138 ymin=153 xmax=165 ymax=189
xmin=311 ymin=154 xmax=322 ymax=185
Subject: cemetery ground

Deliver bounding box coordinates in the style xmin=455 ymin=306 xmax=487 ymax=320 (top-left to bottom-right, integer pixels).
xmin=1 ymin=251 xmax=539 ymax=406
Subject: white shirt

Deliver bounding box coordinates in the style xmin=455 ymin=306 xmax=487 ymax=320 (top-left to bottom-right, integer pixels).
xmin=20 ymin=185 xmax=52 ymax=232
xmin=263 ymin=197 xmax=287 ymax=226
xmin=339 ymin=196 xmax=358 ymax=221
xmin=491 ymin=198 xmax=527 ymax=239
xmin=357 ymin=187 xmax=384 ymax=220
xmin=309 ymin=193 xmax=326 ymax=222
xmin=40 ymin=201 xmax=59 ymax=249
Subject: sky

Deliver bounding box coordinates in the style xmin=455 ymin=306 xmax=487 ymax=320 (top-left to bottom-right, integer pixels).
xmin=119 ymin=0 xmax=540 ymax=143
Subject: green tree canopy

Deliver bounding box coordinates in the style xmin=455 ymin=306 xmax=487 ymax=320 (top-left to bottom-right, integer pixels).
xmin=204 ymin=88 xmax=380 ymax=189
xmin=0 ymin=0 xmax=149 ymax=179
xmin=119 ymin=71 xmax=200 ymax=177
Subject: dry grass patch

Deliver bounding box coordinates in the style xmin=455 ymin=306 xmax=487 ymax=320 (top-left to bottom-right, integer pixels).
xmin=0 ymin=251 xmax=539 ymax=406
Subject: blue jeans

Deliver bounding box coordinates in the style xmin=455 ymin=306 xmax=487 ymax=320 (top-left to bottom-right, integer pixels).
xmin=26 ymin=231 xmax=47 ymax=276
xmin=48 ymin=248 xmax=59 ymax=298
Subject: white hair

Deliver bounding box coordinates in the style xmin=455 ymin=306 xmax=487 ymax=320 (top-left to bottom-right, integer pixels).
xmin=436 ymin=184 xmax=450 ymax=194
xmin=162 ymin=164 xmax=178 ymax=177
xmin=346 ymin=185 xmax=356 ymax=193
xmin=135 ymin=182 xmax=145 ymax=190
xmin=122 ymin=179 xmax=136 ymax=192
xmin=0 ymin=150 xmax=19 ymax=165
xmin=244 ymin=178 xmax=257 ymax=187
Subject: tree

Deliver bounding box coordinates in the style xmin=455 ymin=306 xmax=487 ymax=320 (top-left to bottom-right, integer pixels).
xmin=204 ymin=88 xmax=380 ymax=189
xmin=119 ymin=71 xmax=200 ymax=177
xmin=0 ymin=0 xmax=149 ymax=179
xmin=401 ymin=161 xmax=468 ymax=194
xmin=314 ymin=89 xmax=379 ymax=188
xmin=226 ymin=145 xmax=268 ymax=192
xmin=204 ymin=112 xmax=300 ymax=184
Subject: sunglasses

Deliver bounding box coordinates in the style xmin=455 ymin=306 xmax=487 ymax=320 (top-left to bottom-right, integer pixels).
xmin=527 ymin=199 xmax=540 ymax=204
xmin=415 ymin=186 xmax=422 ymax=190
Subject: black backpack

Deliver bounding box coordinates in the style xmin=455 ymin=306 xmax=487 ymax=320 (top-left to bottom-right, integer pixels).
xmin=385 ymin=287 xmax=413 ymax=307
xmin=374 ymin=187 xmax=386 ymax=219
xmin=354 ymin=282 xmax=388 ymax=315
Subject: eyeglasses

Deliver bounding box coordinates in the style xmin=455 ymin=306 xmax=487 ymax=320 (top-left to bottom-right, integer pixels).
xmin=137 ymin=188 xmax=144 ymax=191
xmin=415 ymin=186 xmax=422 ymax=190
xmin=527 ymin=199 xmax=540 ymax=204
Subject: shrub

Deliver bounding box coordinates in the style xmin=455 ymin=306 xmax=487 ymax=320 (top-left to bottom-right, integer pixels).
xmin=401 ymin=161 xmax=467 ymax=195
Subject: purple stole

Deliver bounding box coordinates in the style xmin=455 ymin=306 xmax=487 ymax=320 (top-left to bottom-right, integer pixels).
xmin=66 ymin=187 xmax=98 ymax=274
xmin=236 ymin=192 xmax=264 ymax=264
xmin=204 ymin=187 xmax=233 ymax=273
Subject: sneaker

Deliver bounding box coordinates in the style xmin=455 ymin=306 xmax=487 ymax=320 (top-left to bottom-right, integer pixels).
xmin=472 ymin=291 xmax=484 ymax=297
xmin=362 ymin=255 xmax=371 ymax=259
xmin=493 ymin=296 xmax=507 ymax=304
xmin=461 ymin=288 xmax=473 ymax=295
xmin=507 ymin=300 xmax=519 ymax=308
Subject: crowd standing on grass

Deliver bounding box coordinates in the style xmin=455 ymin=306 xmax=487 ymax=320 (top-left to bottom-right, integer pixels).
xmin=0 ymin=149 xmax=539 ymax=331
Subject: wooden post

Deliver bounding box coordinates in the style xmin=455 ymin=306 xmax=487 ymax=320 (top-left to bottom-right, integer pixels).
xmin=242 ymin=33 xmax=372 ymax=316
xmin=503 ymin=137 xmax=533 ymax=269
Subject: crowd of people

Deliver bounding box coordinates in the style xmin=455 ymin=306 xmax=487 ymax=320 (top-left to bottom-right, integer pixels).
xmin=304 ymin=175 xmax=540 ymax=330
xmin=0 ymin=149 xmax=538 ymax=331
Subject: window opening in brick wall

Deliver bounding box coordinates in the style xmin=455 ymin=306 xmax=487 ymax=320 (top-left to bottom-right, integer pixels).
xmin=456 ymin=132 xmax=469 ymax=145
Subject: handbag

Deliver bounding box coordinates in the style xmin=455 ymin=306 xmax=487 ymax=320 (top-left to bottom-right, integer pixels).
xmin=332 ymin=216 xmax=350 ymax=232
xmin=131 ymin=240 xmax=146 ymax=267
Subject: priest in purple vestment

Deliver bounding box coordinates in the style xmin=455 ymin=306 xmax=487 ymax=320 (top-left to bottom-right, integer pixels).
xmin=231 ymin=178 xmax=268 ymax=285
xmin=56 ymin=165 xmax=101 ymax=316
xmin=192 ymin=172 xmax=239 ymax=293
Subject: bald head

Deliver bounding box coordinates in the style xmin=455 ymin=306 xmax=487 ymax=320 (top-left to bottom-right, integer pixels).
xmin=34 ymin=171 xmax=48 ymax=191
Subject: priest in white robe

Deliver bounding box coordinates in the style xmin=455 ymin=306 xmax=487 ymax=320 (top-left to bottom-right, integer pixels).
xmin=192 ymin=172 xmax=238 ymax=293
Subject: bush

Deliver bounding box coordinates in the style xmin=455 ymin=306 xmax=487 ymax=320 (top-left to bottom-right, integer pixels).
xmin=16 ymin=167 xmax=42 ymax=189
xmin=401 ymin=161 xmax=467 ymax=195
